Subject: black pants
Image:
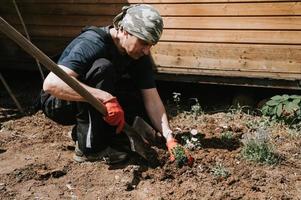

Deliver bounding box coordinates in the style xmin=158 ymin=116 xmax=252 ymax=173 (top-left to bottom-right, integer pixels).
xmin=41 ymin=58 xmax=137 ymax=154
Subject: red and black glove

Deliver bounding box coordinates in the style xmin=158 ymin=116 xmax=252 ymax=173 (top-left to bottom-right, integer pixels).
xmin=166 ymin=138 xmax=194 ymax=167
xmin=103 ymin=97 xmax=125 ymax=134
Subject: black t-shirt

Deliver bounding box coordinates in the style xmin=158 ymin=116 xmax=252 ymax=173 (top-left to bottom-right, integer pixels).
xmin=58 ymin=26 xmax=156 ymax=89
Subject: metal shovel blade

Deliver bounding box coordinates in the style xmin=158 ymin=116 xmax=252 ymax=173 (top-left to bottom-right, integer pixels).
xmin=123 ymin=123 xmax=151 ymax=160
xmin=123 ymin=116 xmax=162 ymax=161
xmin=132 ymin=116 xmax=161 ymax=145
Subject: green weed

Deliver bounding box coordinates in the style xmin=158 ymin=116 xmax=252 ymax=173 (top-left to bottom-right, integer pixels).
xmin=211 ymin=163 xmax=230 ymax=178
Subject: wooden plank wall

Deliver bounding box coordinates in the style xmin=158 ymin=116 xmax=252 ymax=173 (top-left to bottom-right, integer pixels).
xmin=1 ymin=0 xmax=300 ymax=84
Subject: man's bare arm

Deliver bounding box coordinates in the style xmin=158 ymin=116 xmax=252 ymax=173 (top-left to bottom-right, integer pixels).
xmin=43 ymin=65 xmax=113 ymax=102
xmin=141 ymin=88 xmax=173 ymax=142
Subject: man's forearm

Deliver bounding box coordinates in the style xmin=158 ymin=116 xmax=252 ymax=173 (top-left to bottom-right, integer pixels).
xmin=142 ymin=88 xmax=174 ymax=142
xmin=43 ymin=70 xmax=113 ymax=102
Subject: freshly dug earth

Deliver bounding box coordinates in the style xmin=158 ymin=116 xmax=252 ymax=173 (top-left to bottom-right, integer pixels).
xmin=0 ymin=72 xmax=300 ymax=199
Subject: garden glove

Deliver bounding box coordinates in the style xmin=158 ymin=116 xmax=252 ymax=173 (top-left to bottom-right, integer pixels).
xmin=166 ymin=138 xmax=194 ymax=167
xmin=103 ymin=97 xmax=125 ymax=134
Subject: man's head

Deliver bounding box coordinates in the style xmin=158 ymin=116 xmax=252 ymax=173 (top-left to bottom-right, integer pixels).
xmin=113 ymin=4 xmax=163 ymax=59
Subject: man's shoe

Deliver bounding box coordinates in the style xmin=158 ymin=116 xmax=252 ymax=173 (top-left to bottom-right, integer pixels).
xmin=73 ymin=143 xmax=128 ymax=164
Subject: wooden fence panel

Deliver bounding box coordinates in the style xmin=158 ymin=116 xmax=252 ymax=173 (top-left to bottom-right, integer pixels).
xmin=0 ymin=0 xmax=300 ymax=88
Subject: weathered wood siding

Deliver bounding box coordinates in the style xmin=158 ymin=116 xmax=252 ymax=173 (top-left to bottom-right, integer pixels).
xmin=1 ymin=0 xmax=300 ymax=87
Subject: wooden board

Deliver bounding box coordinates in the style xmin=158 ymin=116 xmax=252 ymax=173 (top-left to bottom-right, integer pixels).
xmin=154 ymin=67 xmax=300 ymax=80
xmin=0 ymin=37 xmax=70 ymax=58
xmin=4 ymin=15 xmax=301 ymax=30
xmin=1 ymin=2 xmax=300 ymax=16
xmin=1 ymin=0 xmax=300 ymax=88
xmin=4 ymin=25 xmax=300 ymax=45
xmin=19 ymin=0 xmax=300 ymax=3
xmin=152 ymin=42 xmax=301 ymax=74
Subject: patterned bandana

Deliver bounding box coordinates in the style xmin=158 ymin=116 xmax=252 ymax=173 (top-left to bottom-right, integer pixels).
xmin=113 ymin=4 xmax=163 ymax=44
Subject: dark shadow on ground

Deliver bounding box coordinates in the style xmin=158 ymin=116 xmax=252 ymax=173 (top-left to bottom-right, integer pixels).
xmin=199 ymin=137 xmax=241 ymax=151
xmin=175 ymin=132 xmax=241 ymax=151
xmin=0 ymin=149 xmax=7 ymax=154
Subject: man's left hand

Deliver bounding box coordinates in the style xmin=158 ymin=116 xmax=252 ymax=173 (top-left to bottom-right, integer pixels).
xmin=103 ymin=97 xmax=125 ymax=133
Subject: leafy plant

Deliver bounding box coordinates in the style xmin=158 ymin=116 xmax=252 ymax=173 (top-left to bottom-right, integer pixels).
xmin=190 ymin=98 xmax=203 ymax=116
xmin=172 ymin=92 xmax=182 ymax=113
xmin=261 ymin=95 xmax=301 ymax=124
xmin=172 ymin=145 xmax=189 ymax=167
xmin=220 ymin=131 xmax=233 ymax=144
xmin=241 ymin=139 xmax=279 ymax=165
xmin=181 ymin=130 xmax=203 ymax=150
xmin=211 ymin=163 xmax=230 ymax=178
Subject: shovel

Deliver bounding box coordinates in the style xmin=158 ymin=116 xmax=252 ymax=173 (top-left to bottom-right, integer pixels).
xmin=0 ymin=17 xmax=158 ymax=161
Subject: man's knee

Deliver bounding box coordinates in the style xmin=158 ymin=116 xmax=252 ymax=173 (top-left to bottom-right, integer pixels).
xmin=40 ymin=91 xmax=77 ymax=125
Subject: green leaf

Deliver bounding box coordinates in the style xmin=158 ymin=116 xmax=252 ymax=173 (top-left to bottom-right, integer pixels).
xmin=276 ymin=104 xmax=283 ymax=117
xmin=292 ymin=98 xmax=301 ymax=105
xmin=283 ymin=102 xmax=294 ymax=115
xmin=261 ymin=106 xmax=269 ymax=115
xmin=272 ymin=106 xmax=278 ymax=116
xmin=289 ymin=102 xmax=300 ymax=112
xmin=290 ymin=95 xmax=301 ymax=99
xmin=281 ymin=94 xmax=289 ymax=101
xmin=271 ymin=95 xmax=282 ymax=101
xmin=266 ymin=100 xmax=279 ymax=106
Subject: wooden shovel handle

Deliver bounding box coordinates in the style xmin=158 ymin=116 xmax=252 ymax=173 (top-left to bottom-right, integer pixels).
xmin=0 ymin=17 xmax=108 ymax=116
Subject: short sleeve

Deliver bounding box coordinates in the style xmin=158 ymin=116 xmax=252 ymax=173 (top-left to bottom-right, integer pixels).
xmin=58 ymin=31 xmax=105 ymax=76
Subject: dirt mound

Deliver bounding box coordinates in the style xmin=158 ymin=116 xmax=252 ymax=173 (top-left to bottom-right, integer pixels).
xmin=0 ymin=72 xmax=300 ymax=199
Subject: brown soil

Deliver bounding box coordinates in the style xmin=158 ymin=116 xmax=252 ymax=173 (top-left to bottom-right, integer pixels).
xmin=0 ymin=71 xmax=300 ymax=200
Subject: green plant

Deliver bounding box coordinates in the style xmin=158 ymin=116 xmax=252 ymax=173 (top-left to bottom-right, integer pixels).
xmin=172 ymin=145 xmax=188 ymax=167
xmin=181 ymin=130 xmax=203 ymax=150
xmin=228 ymin=104 xmax=252 ymax=115
xmin=221 ymin=131 xmax=233 ymax=144
xmin=211 ymin=163 xmax=230 ymax=178
xmin=241 ymin=139 xmax=279 ymax=165
xmin=190 ymin=98 xmax=203 ymax=116
xmin=261 ymin=95 xmax=301 ymax=124
xmin=172 ymin=92 xmax=182 ymax=113
xmin=245 ymin=117 xmax=274 ymax=131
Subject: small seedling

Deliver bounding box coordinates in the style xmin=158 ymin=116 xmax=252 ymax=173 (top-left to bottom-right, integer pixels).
xmin=172 ymin=145 xmax=188 ymax=167
xmin=190 ymin=98 xmax=203 ymax=117
xmin=171 ymin=144 xmax=194 ymax=167
xmin=172 ymin=92 xmax=182 ymax=112
xmin=221 ymin=131 xmax=233 ymax=144
xmin=211 ymin=163 xmax=230 ymax=178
